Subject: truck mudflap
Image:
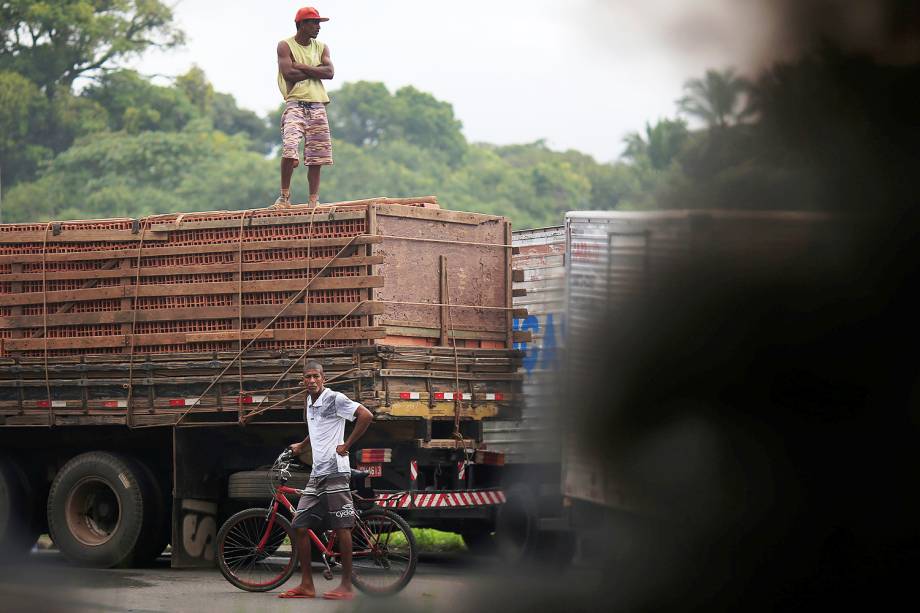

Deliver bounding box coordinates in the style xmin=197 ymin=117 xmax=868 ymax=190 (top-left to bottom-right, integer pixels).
xmin=374 ymin=489 xmax=506 ymax=509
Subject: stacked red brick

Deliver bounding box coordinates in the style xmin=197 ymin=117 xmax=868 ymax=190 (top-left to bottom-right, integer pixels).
xmin=0 ymin=200 xmax=412 ymax=358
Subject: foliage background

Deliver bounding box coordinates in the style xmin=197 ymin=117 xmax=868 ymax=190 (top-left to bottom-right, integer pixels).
xmin=1 ymin=0 xmax=854 ymax=228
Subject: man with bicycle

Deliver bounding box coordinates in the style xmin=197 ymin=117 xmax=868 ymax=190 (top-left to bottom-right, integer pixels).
xmin=281 ymin=359 xmax=373 ymax=600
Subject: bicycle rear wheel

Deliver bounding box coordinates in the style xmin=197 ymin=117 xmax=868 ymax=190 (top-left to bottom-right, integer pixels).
xmin=216 ymin=508 xmax=298 ymax=592
xmin=351 ymin=508 xmax=418 ymax=596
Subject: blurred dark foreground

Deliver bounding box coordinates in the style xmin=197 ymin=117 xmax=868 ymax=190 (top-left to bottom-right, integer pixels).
xmin=5 ymin=2 xmax=920 ymax=612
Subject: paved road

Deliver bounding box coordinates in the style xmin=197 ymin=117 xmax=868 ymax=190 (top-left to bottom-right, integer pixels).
xmin=1 ymin=551 xmax=600 ymax=613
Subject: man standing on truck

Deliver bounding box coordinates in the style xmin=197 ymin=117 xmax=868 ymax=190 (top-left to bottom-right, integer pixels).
xmin=273 ymin=6 xmax=335 ymax=209
xmin=280 ymin=360 xmax=374 ymax=600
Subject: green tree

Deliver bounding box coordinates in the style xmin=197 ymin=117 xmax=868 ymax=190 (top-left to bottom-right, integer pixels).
xmin=622 ymin=118 xmax=690 ymax=170
xmin=0 ymin=70 xmax=48 ymax=188
xmin=0 ymin=0 xmax=184 ymax=95
xmin=211 ymin=92 xmax=274 ymax=154
xmin=677 ymin=68 xmax=753 ymax=129
xmin=326 ymin=81 xmax=392 ymax=147
xmin=327 ymin=81 xmax=466 ymax=165
xmin=391 ymin=85 xmax=465 ymax=165
xmin=2 ymin=128 xmax=276 ymax=221
xmin=174 ymin=65 xmax=214 ymax=116
xmin=82 ymin=69 xmax=197 ymax=133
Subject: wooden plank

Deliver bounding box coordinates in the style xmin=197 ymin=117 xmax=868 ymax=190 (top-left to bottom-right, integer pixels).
xmin=0 ymin=229 xmax=169 ymax=243
xmin=0 ymin=301 xmax=386 ymax=329
xmin=517 ymin=277 xmax=565 ymax=292
xmin=512 ymin=308 xmax=529 ymax=319
xmin=1 ymin=365 xmax=377 ymax=383
xmin=504 ymin=220 xmax=514 ymax=349
xmin=439 ymin=255 xmax=449 ymax=346
xmin=7 ymin=344 xmax=381 ymax=365
xmin=512 ymin=288 xmax=528 ymax=298
xmin=131 ymin=414 xmax=179 ymax=426
xmin=3 ymin=370 xmax=377 ymax=387
xmin=369 ymin=391 xmax=513 ymax=402
xmin=1 ymin=415 xmax=54 ymax=426
xmin=184 ymin=329 xmax=274 ymax=343
xmin=148 ymin=210 xmax=367 ymax=231
xmin=512 ymin=331 xmax=533 ymax=343
xmin=326 ymin=196 xmax=438 ymax=207
xmin=0 ymin=276 xmax=384 ymax=307
xmin=375 ymin=204 xmax=498 ymax=226
xmin=416 ymin=438 xmax=484 ymax=447
xmin=381 ymin=400 xmax=497 ymax=420
xmin=516 ymin=270 xmax=566 ymax=285
xmin=0 ymin=255 xmax=384 ymax=282
xmin=512 ymin=254 xmax=565 ymax=269
xmin=379 ymin=369 xmax=522 ymax=381
xmin=183 ymin=327 xmax=385 ymax=343
xmin=512 ymin=269 xmax=525 ymax=282
xmin=378 ymin=323 xmax=506 ymax=341
xmin=0 ymin=235 xmax=382 ymax=265
xmin=3 ymin=327 xmax=387 ymax=350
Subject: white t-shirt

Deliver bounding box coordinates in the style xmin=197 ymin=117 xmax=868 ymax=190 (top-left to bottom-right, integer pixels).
xmin=305 ymin=387 xmax=359 ymax=476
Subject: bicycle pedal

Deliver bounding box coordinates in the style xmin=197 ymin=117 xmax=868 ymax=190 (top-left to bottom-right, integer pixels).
xmin=322 ymin=570 xmax=334 ymax=581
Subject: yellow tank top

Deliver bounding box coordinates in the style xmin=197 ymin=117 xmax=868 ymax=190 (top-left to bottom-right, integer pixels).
xmin=277 ymin=37 xmax=330 ymax=103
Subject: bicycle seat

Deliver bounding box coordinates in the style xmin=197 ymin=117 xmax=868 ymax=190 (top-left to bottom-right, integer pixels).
xmin=350 ymin=469 xmax=370 ymax=481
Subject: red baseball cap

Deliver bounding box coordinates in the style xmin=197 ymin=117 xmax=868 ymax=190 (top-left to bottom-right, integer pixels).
xmin=295 ymin=7 xmax=329 ymax=22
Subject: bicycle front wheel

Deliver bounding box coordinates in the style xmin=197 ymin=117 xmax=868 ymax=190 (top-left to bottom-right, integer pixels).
xmin=351 ymin=508 xmax=418 ymax=596
xmin=216 ymin=508 xmax=299 ymax=592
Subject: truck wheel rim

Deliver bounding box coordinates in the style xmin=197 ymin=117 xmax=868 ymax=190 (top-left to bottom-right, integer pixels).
xmin=64 ymin=477 xmax=121 ymax=547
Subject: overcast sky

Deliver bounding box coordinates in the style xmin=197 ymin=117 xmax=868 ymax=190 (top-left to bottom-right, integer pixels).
xmin=133 ymin=1 xmax=774 ymax=163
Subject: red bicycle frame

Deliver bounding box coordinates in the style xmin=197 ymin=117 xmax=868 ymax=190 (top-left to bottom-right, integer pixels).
xmin=257 ymin=484 xmax=381 ymax=558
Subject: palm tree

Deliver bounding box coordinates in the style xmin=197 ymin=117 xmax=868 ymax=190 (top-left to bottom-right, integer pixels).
xmin=677 ymin=68 xmax=754 ymax=129
xmin=622 ymin=118 xmax=689 ymax=170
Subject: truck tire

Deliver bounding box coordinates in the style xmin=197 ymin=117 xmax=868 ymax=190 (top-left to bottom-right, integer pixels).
xmin=494 ymin=484 xmax=538 ymax=562
xmin=227 ymin=470 xmax=309 ymax=500
xmin=0 ymin=455 xmax=40 ymax=561
xmin=128 ymin=459 xmax=170 ymax=565
xmin=47 ymin=452 xmax=155 ymax=568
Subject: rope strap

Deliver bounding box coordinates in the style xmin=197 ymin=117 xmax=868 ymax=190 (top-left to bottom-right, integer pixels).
xmin=41 ymin=222 xmax=52 ymax=427
xmin=126 ymin=218 xmax=149 ymax=427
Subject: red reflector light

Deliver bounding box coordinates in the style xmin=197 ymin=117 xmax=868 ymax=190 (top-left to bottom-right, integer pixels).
xmin=169 ymin=399 xmax=185 ymax=407
xmin=37 ymin=400 xmax=49 ymax=408
xmin=359 ymin=448 xmax=392 ymax=463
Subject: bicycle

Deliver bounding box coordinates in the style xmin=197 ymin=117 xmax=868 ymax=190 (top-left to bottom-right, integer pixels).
xmin=216 ymin=448 xmax=418 ymax=596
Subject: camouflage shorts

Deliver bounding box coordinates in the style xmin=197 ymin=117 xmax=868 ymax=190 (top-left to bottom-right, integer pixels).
xmin=281 ymin=101 xmax=333 ymax=166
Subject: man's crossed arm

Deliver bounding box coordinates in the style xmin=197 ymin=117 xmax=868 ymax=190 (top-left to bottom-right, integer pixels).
xmin=277 ymin=41 xmax=334 ymax=84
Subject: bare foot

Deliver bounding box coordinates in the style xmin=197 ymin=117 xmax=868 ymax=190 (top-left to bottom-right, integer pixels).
xmin=278 ymin=584 xmax=316 ymax=598
xmin=322 ymin=585 xmax=354 ymax=600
